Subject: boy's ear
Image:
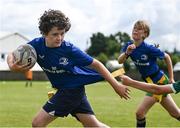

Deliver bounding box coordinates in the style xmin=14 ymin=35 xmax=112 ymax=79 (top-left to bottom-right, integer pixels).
xmin=145 ymin=31 xmax=149 ymax=38
xmin=141 ymin=34 xmax=146 ymax=40
xmin=143 ymin=32 xmax=148 ymax=39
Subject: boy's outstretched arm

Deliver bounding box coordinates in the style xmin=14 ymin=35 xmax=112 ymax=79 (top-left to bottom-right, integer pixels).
xmin=120 ymin=75 xmax=173 ymax=94
xmin=89 ymin=59 xmax=130 ymax=100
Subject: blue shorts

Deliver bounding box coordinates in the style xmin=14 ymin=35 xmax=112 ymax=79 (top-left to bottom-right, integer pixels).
xmin=43 ymin=86 xmax=94 ymax=119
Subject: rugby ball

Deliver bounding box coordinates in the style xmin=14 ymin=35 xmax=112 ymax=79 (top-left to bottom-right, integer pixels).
xmin=13 ymin=44 xmax=37 ymax=68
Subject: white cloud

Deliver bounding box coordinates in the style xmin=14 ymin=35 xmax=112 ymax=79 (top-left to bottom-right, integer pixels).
xmin=159 ymin=34 xmax=180 ymax=52
xmin=0 ymin=0 xmax=180 ymax=51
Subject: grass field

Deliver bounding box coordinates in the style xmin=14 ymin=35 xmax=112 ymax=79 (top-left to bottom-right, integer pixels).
xmin=0 ymin=81 xmax=180 ymax=127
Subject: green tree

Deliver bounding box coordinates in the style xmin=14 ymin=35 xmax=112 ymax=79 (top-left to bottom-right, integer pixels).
xmin=105 ymin=35 xmax=121 ymax=58
xmin=86 ymin=31 xmax=131 ymax=71
xmin=87 ymin=31 xmax=130 ymax=60
xmin=87 ymin=32 xmax=107 ymax=56
xmin=95 ymin=53 xmax=108 ymax=65
xmin=115 ymin=32 xmax=131 ymax=45
xmin=170 ymin=54 xmax=180 ymax=66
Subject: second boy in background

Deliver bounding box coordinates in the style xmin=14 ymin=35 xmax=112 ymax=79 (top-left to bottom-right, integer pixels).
xmin=118 ymin=20 xmax=180 ymax=127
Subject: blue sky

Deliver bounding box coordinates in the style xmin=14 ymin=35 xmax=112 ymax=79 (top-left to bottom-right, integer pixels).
xmin=0 ymin=0 xmax=180 ymax=51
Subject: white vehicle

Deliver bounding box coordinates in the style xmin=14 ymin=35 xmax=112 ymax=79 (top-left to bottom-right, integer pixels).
xmin=106 ymin=60 xmax=123 ymax=72
xmin=173 ymin=62 xmax=180 ymax=72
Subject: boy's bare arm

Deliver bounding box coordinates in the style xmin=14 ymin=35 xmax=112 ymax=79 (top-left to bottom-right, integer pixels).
xmin=164 ymin=53 xmax=174 ymax=83
xmin=120 ymin=75 xmax=173 ymax=94
xmin=118 ymin=53 xmax=128 ymax=64
xmin=89 ymin=59 xmax=130 ymax=100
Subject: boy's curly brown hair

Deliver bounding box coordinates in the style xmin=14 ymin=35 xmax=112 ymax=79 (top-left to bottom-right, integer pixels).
xmin=38 ymin=9 xmax=71 ymax=35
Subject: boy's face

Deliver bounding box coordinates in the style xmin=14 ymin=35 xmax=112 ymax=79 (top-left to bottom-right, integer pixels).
xmin=45 ymin=27 xmax=65 ymax=47
xmin=132 ymin=24 xmax=146 ymax=42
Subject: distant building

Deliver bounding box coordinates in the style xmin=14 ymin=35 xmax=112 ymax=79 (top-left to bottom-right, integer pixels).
xmin=0 ymin=32 xmax=42 ymax=71
xmin=0 ymin=32 xmax=29 ymax=53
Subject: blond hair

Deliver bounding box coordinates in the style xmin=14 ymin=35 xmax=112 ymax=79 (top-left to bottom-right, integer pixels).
xmin=134 ymin=20 xmax=150 ymax=39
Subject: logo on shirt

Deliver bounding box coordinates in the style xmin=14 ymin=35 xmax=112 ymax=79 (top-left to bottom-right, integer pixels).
xmin=52 ymin=67 xmax=56 ymax=70
xmin=39 ymin=54 xmax=45 ymax=59
xmin=141 ymin=54 xmax=148 ymax=60
xmin=42 ymin=66 xmax=68 ymax=74
xmin=59 ymin=57 xmax=68 ymax=65
xmin=133 ymin=59 xmax=150 ymax=66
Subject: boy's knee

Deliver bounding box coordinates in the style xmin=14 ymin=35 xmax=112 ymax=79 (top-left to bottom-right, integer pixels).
xmin=32 ymin=118 xmax=44 ymax=127
xmin=32 ymin=118 xmax=39 ymax=127
xmin=32 ymin=119 xmax=37 ymax=127
xmin=136 ymin=111 xmax=145 ymax=119
xmin=81 ymin=121 xmax=109 ymax=127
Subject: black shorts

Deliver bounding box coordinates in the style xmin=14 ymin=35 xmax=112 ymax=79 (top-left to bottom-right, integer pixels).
xmin=43 ymin=86 xmax=94 ymax=119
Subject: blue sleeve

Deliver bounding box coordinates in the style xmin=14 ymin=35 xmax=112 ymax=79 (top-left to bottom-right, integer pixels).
xmin=27 ymin=39 xmax=35 ymax=47
xmin=148 ymin=45 xmax=165 ymax=59
xmin=27 ymin=37 xmax=44 ymax=64
xmin=70 ymin=44 xmax=93 ymax=66
xmin=27 ymin=38 xmax=41 ymax=52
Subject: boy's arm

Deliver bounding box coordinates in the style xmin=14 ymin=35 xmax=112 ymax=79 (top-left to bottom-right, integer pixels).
xmin=120 ymin=75 xmax=157 ymax=93
xmin=89 ymin=59 xmax=130 ymax=100
xmin=164 ymin=53 xmax=174 ymax=83
xmin=118 ymin=53 xmax=129 ymax=64
xmin=118 ymin=44 xmax=136 ymax=64
xmin=120 ymin=75 xmax=173 ymax=94
xmin=7 ymin=53 xmax=30 ymax=72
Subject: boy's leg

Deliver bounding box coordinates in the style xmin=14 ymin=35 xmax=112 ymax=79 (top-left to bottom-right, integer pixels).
xmin=76 ymin=113 xmax=109 ymax=127
xmin=160 ymin=94 xmax=180 ymax=121
xmin=136 ymin=96 xmax=156 ymax=128
xmin=32 ymin=108 xmax=57 ymax=127
xmin=30 ymin=80 xmax=32 ymax=87
xmin=25 ymin=81 xmax=28 ymax=87
xmin=70 ymin=88 xmax=109 ymax=127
